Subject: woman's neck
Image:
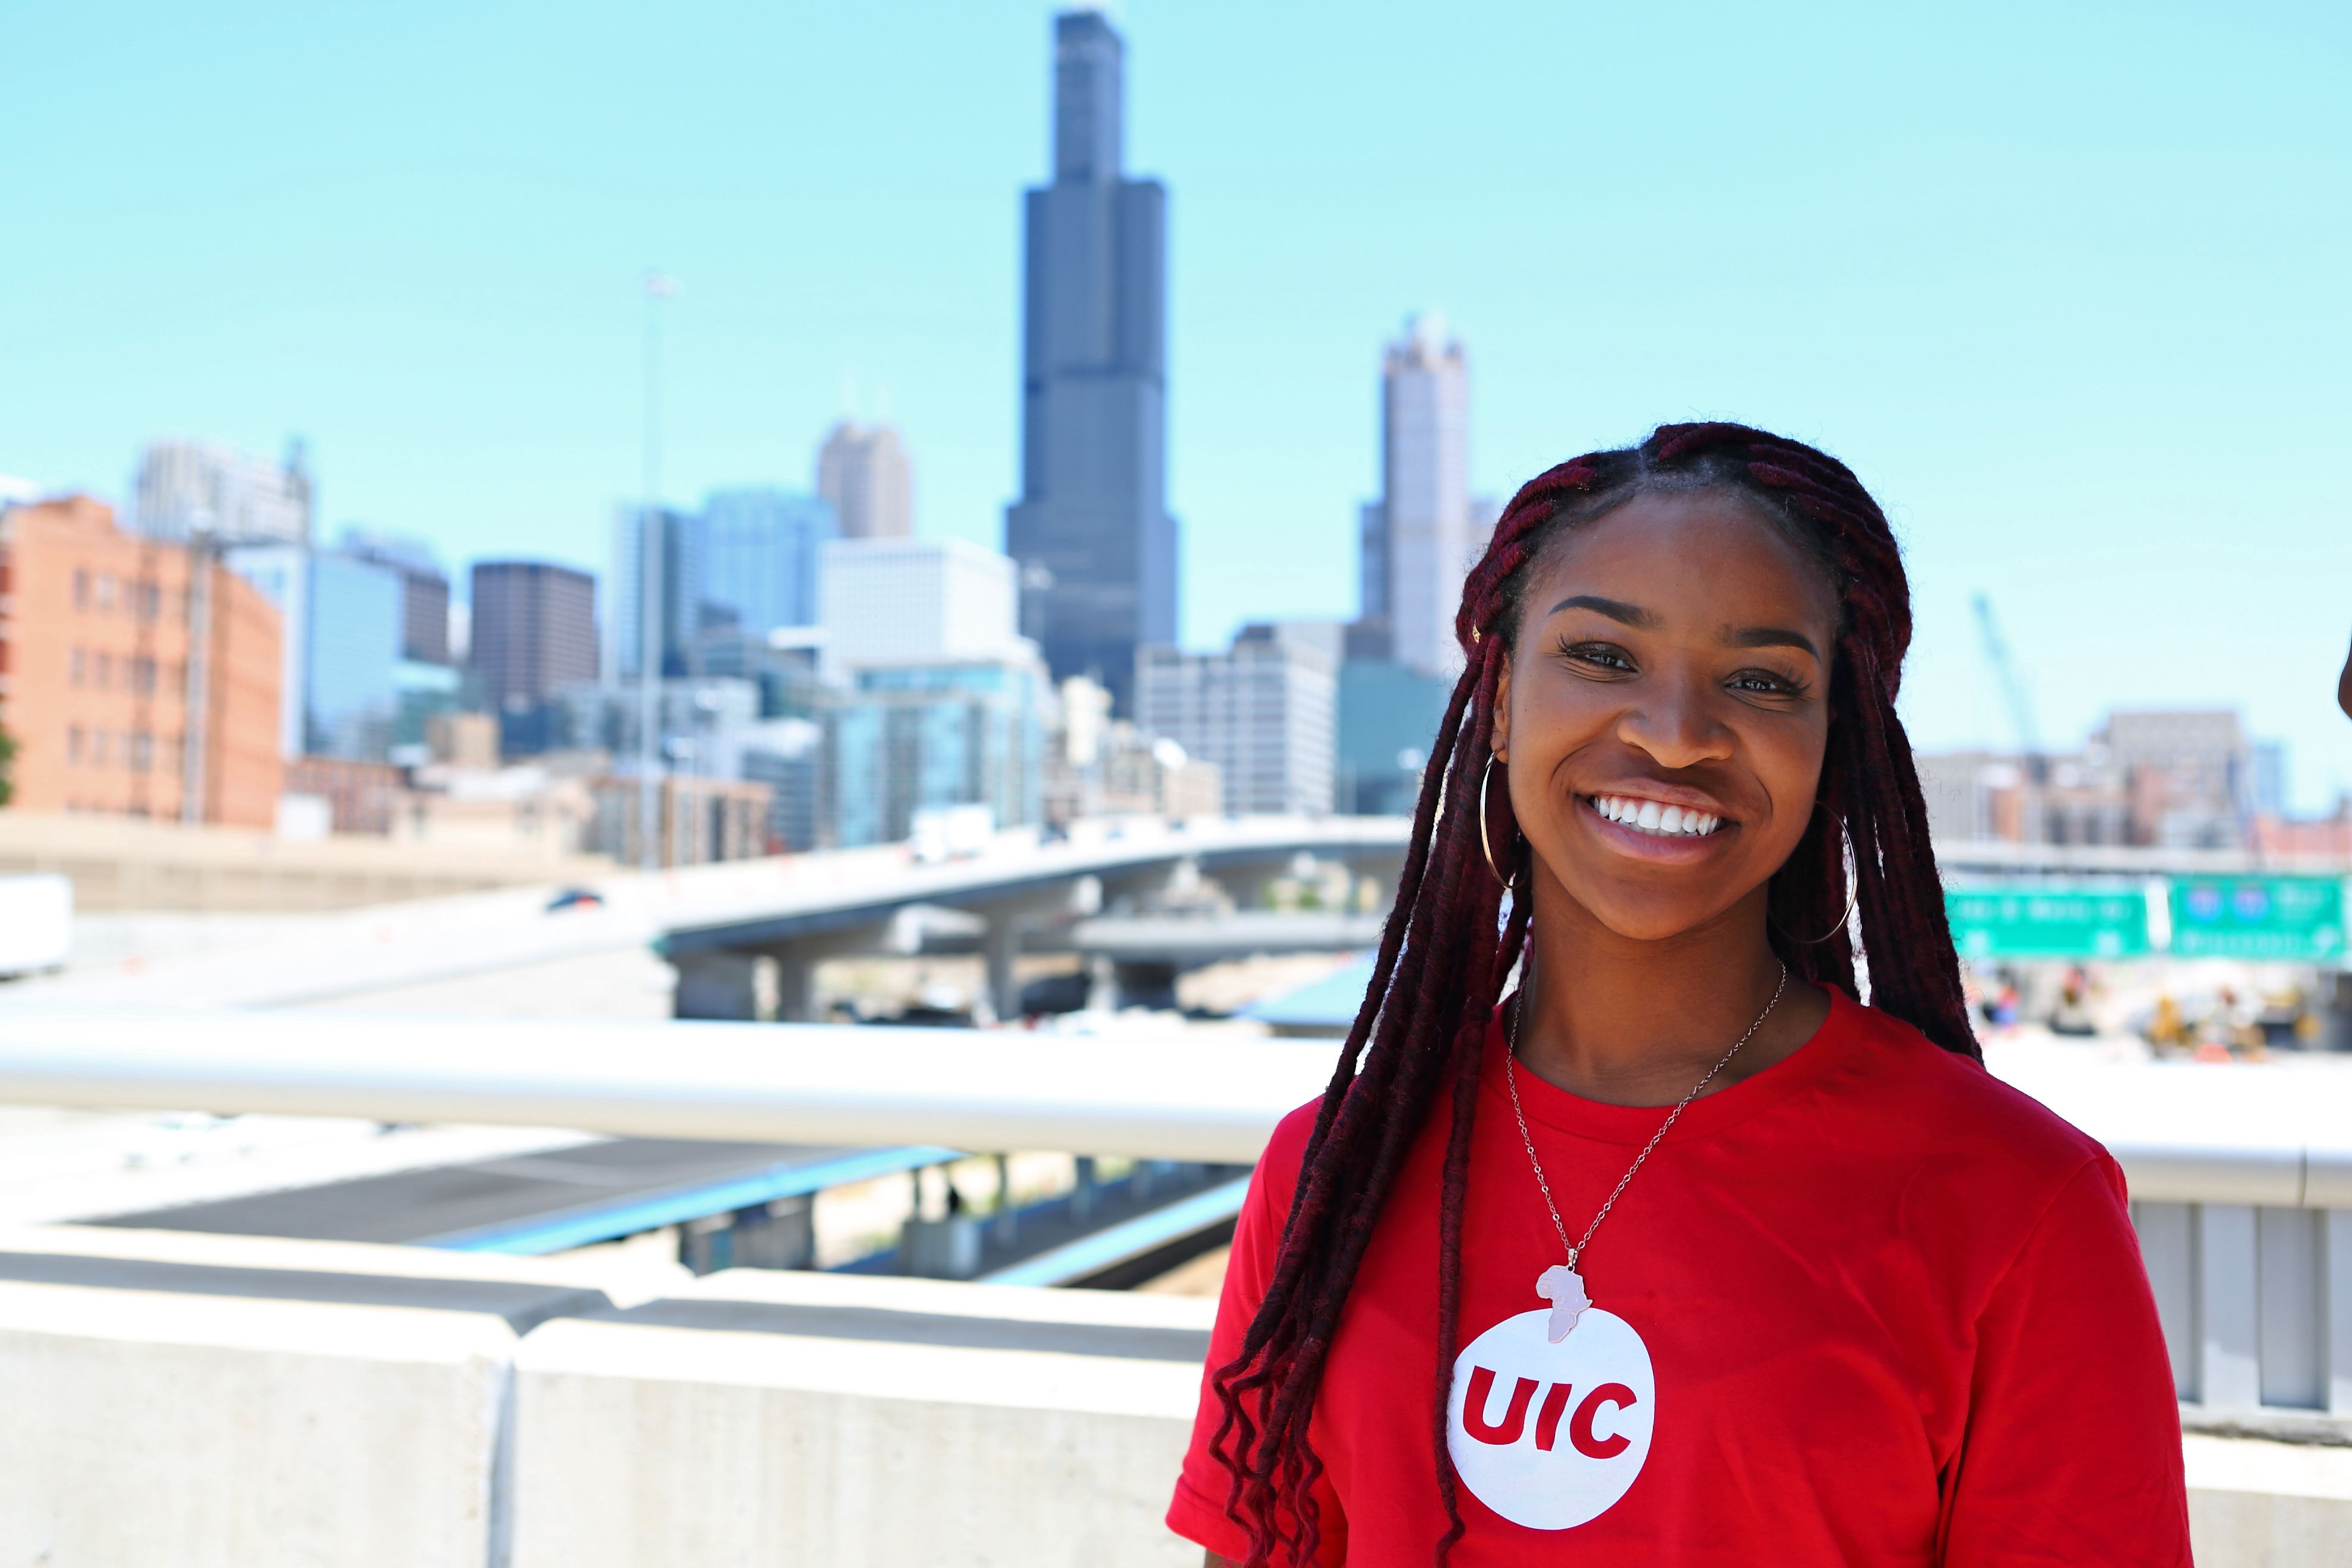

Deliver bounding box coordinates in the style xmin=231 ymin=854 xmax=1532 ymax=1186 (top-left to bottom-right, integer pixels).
xmin=1513 ymin=876 xmax=1831 ymax=1108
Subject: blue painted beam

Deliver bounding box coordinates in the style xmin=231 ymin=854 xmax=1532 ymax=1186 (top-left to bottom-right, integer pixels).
xmin=979 ymin=1176 xmax=1251 ymax=1288
xmin=422 ymin=1145 xmax=960 ymax=1256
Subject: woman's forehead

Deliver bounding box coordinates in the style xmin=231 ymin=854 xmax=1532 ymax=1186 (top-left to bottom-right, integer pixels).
xmin=1528 ymin=491 xmax=1839 ymax=628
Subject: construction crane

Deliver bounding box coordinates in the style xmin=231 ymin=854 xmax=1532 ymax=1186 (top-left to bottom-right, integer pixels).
xmin=1971 ymin=592 xmax=2046 ymax=785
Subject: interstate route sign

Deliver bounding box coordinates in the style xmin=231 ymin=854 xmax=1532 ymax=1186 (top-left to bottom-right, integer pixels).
xmin=2167 ymin=876 xmax=2345 ymax=962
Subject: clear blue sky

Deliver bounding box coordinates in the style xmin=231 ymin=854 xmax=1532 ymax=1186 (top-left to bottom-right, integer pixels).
xmin=6 ymin=1 xmax=2348 ymax=807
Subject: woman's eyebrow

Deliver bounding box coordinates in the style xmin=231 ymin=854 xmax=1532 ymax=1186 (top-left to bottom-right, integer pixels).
xmin=1545 ymin=593 xmax=1658 ymax=628
xmin=1722 ymin=624 xmax=1820 ymax=657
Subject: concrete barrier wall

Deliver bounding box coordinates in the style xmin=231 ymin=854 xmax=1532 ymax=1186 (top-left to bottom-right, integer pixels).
xmin=2187 ymin=1434 xmax=2352 ymax=1568
xmin=511 ymin=1270 xmax=1209 ymax=1568
xmin=0 ymin=1282 xmax=515 ymax=1568
xmin=1 ymin=1225 xmax=2347 ymax=1566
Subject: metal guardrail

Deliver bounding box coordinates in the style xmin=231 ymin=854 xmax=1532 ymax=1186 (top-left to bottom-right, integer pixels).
xmin=1 ymin=1012 xmax=2348 ymax=1190
xmin=0 ymin=1012 xmax=1337 ymax=1165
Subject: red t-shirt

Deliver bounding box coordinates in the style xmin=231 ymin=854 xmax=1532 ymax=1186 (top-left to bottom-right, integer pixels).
xmin=1169 ymin=988 xmax=2189 ymax=1565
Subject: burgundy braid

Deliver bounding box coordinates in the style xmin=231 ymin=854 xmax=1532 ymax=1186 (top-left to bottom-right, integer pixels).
xmin=1205 ymin=424 xmax=1975 ymax=1566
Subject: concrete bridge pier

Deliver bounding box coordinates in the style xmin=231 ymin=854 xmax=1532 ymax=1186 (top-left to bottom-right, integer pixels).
xmin=672 ymin=950 xmax=779 ymax=1022
xmin=972 ymin=877 xmax=1102 ymax=1023
xmin=671 ymin=927 xmax=893 ymax=1023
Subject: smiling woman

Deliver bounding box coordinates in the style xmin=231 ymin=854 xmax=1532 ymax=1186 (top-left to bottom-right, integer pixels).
xmin=1166 ymin=425 xmax=2189 ymax=1566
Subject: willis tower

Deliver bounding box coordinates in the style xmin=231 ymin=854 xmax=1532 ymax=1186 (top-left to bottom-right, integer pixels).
xmin=1004 ymin=9 xmax=1175 ymax=716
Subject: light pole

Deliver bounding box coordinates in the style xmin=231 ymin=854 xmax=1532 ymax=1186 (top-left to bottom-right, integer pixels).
xmin=638 ymin=270 xmax=675 ymax=871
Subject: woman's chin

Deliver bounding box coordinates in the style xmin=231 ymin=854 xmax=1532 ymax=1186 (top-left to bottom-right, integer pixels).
xmin=1537 ymin=865 xmax=1759 ymax=946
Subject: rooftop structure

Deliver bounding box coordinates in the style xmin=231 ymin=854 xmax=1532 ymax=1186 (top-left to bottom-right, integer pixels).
xmin=131 ymin=438 xmax=312 ymax=546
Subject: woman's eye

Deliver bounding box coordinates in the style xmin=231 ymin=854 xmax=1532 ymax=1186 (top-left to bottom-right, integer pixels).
xmin=1730 ymin=670 xmax=1801 ymax=696
xmin=1560 ymin=641 xmax=1634 ymax=672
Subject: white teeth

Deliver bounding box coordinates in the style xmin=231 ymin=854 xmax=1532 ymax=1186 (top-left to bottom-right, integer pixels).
xmin=1592 ymin=796 xmax=1721 ymax=838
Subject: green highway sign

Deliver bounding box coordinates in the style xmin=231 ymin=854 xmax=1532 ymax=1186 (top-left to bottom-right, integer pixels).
xmin=1945 ymin=886 xmax=2151 ymax=961
xmin=2168 ymin=877 xmax=2345 ymax=962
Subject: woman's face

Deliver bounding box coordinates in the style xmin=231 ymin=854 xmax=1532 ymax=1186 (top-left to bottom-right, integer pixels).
xmin=1494 ymin=488 xmax=1840 ymax=943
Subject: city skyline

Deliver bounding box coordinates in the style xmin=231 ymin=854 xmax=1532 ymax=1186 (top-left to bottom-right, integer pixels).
xmin=4 ymin=2 xmax=2347 ymax=806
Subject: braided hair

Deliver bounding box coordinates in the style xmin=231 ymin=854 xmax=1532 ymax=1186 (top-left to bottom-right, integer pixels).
xmin=1205 ymin=422 xmax=1976 ymax=1565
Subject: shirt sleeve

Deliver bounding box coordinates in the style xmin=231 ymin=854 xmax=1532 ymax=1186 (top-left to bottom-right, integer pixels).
xmin=1166 ymin=1108 xmax=1346 ymax=1564
xmin=1937 ymin=1153 xmax=2192 ymax=1566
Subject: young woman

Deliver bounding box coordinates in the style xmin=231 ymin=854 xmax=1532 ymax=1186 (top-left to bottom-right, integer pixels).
xmin=1168 ymin=424 xmax=2189 ymax=1565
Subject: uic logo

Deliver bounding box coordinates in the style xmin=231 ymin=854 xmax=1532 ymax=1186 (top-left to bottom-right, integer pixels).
xmin=1446 ymin=1307 xmax=1656 ymax=1531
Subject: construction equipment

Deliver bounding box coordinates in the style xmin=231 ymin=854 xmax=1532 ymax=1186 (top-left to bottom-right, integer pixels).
xmin=1972 ymin=593 xmax=2046 ymax=785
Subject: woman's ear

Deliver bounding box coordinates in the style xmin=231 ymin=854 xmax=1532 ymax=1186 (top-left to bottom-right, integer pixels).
xmin=1493 ymin=656 xmax=1512 ymax=763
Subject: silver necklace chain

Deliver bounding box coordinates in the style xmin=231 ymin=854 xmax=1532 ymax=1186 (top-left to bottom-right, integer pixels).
xmin=1504 ymin=963 xmax=1788 ymax=1272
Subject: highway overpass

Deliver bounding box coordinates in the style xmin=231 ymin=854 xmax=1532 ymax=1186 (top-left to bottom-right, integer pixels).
xmin=7 ymin=815 xmax=1410 ymax=1020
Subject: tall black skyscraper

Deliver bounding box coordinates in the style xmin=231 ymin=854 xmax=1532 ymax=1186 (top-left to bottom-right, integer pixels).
xmin=1004 ymin=8 xmax=1175 ymax=716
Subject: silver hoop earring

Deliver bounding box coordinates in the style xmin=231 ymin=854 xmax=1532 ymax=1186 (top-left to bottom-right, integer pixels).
xmin=1773 ymin=809 xmax=1858 ymax=946
xmin=1478 ymin=753 xmax=1517 ymax=886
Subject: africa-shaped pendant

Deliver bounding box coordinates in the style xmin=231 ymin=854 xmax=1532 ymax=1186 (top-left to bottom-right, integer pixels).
xmin=1537 ymin=1263 xmax=1591 ymax=1343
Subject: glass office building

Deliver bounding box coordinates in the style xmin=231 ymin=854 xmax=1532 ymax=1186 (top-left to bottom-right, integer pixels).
xmin=824 ymin=660 xmax=1045 ymax=849
xmin=698 ymin=489 xmax=836 ymax=641
xmin=229 ymin=545 xmax=404 ymax=763
xmin=303 ymin=551 xmax=404 ymax=761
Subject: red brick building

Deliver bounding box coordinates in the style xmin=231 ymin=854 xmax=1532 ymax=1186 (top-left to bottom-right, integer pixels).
xmin=0 ymin=495 xmax=282 ymax=827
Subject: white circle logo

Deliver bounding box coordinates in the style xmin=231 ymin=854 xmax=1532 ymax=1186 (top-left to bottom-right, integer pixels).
xmin=1446 ymin=1308 xmax=1656 ymax=1530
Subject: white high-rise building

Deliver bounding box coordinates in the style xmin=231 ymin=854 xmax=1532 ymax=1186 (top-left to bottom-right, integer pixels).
xmin=1136 ymin=625 xmax=1336 ymax=817
xmin=132 ymin=439 xmax=312 ymax=546
xmin=818 ymin=538 xmax=1026 ymax=673
xmin=1375 ymin=314 xmax=1471 ymax=677
xmin=816 ymin=421 xmax=913 ymax=539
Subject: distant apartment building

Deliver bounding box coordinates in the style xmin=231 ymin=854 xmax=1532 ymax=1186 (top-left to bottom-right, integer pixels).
xmin=0 ymin=495 xmax=282 ymax=826
xmin=471 ymin=561 xmax=598 ymax=712
xmin=132 ymin=438 xmax=312 ymax=546
xmin=1136 ymin=624 xmax=1337 ymax=817
xmin=584 ymin=773 xmax=772 ymax=868
xmin=709 ymin=718 xmax=824 ymax=852
xmin=1044 ymin=674 xmax=1223 ymax=826
xmin=2102 ymin=710 xmax=2252 ymax=849
xmin=1912 ymin=748 xmax=2135 ymax=848
xmin=283 ymin=755 xmax=403 ymax=835
xmin=1915 ymin=708 xmax=2259 ymax=851
xmin=816 ymin=422 xmax=912 ymax=539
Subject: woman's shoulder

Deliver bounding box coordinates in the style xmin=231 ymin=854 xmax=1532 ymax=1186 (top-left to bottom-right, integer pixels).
xmin=1831 ymin=992 xmax=2110 ymax=1187
xmin=1253 ymin=1096 xmax=1329 ymax=1215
